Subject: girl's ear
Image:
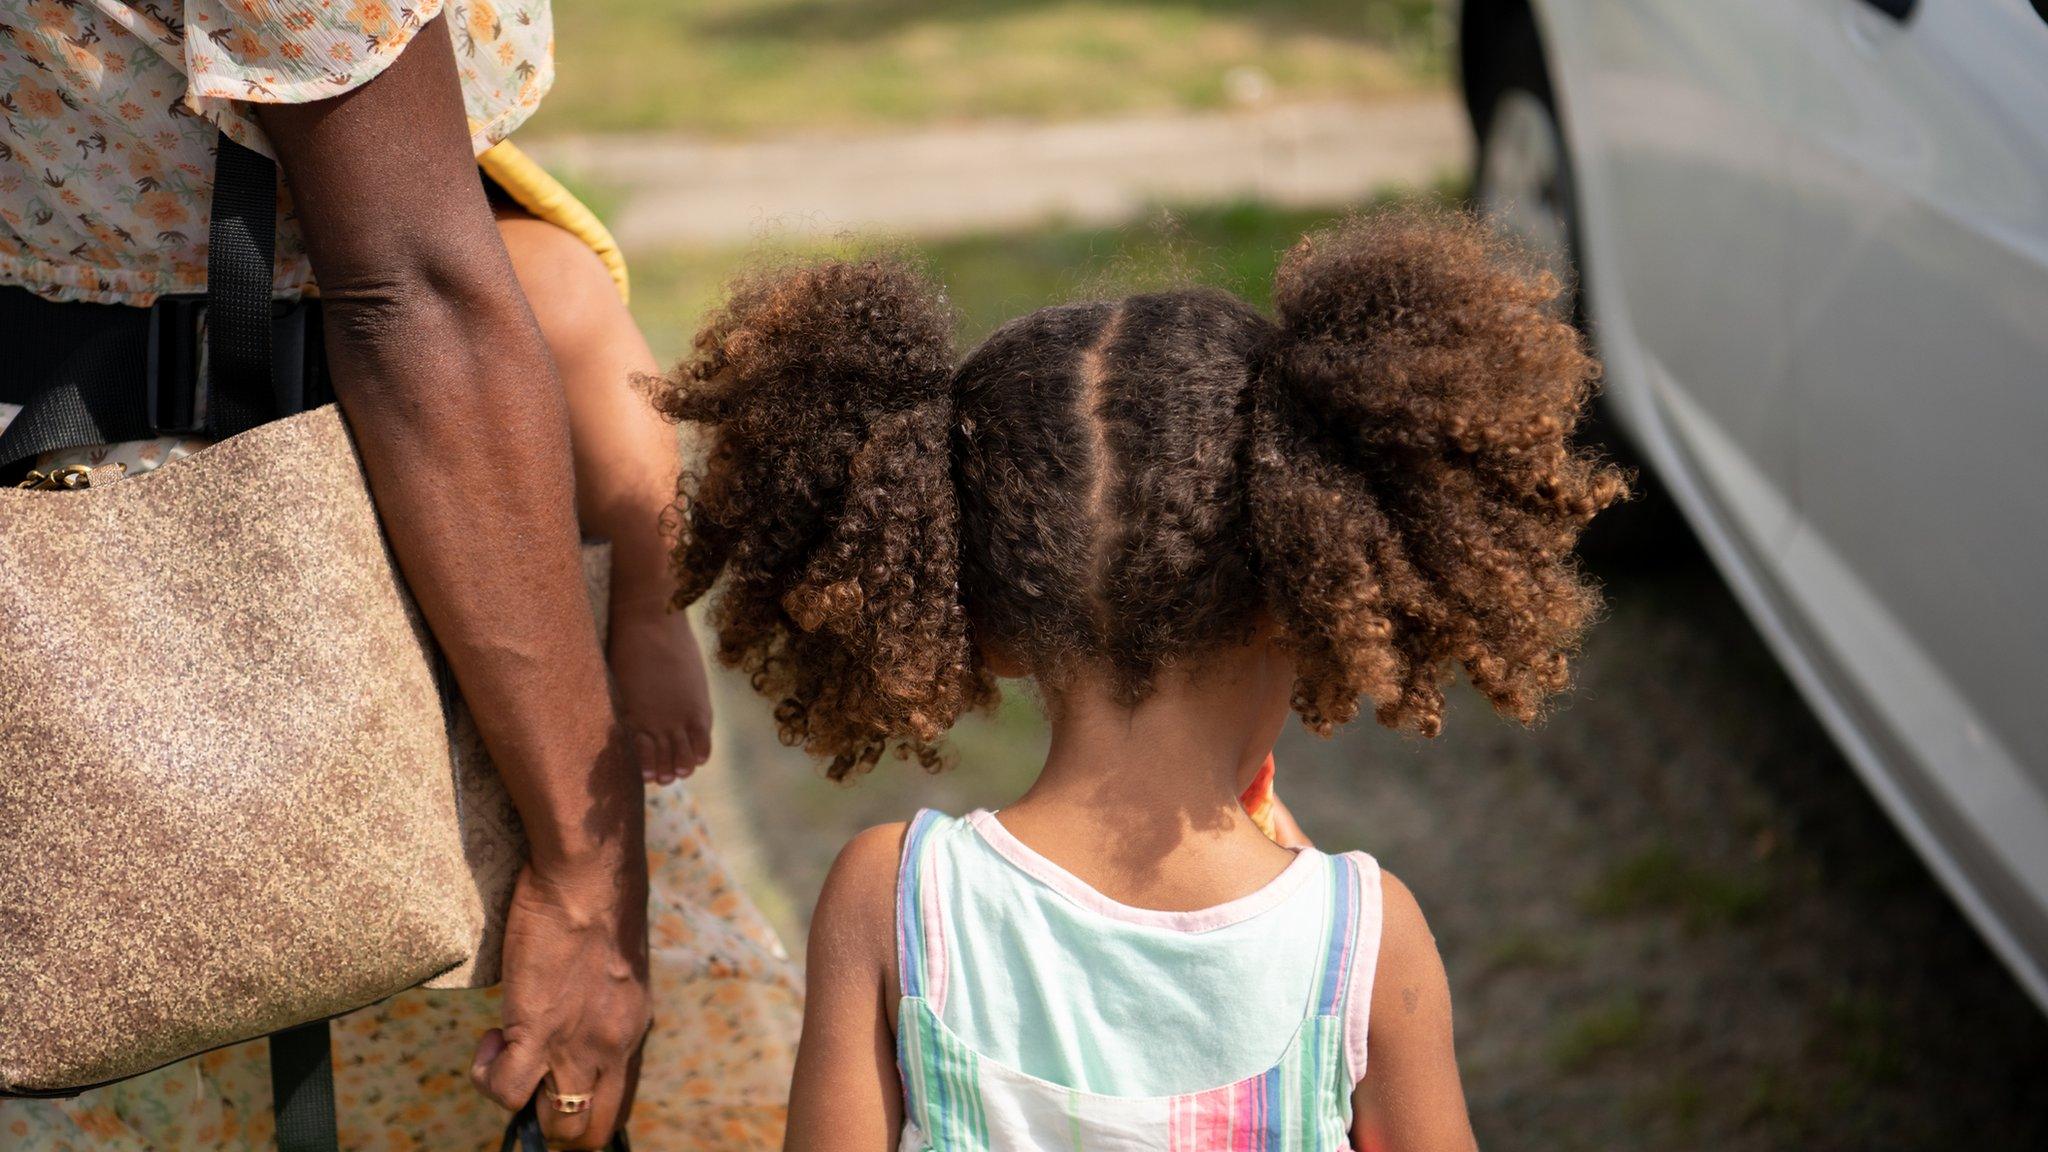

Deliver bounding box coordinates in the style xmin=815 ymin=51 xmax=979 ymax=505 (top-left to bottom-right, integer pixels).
xmin=976 ymin=630 xmax=1029 ymax=679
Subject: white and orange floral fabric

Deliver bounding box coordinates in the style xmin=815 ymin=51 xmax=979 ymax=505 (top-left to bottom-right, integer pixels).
xmin=0 ymin=0 xmax=553 ymax=305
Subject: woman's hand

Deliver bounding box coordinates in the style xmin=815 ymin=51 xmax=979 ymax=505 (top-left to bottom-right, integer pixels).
xmin=258 ymin=26 xmax=655 ymax=1144
xmin=471 ymin=857 xmax=653 ymax=1149
xmin=611 ymin=593 xmax=714 ymax=784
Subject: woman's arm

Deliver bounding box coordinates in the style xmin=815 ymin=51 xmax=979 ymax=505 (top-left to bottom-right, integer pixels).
xmin=785 ymin=824 xmax=907 ymax=1152
xmin=253 ymin=17 xmax=645 ymax=1150
xmin=494 ymin=211 xmax=713 ymax=784
xmin=1352 ymin=872 xmax=1479 ymax=1152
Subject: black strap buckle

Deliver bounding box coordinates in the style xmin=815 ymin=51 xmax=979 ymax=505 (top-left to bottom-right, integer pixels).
xmin=145 ymin=293 xmax=208 ymax=436
xmin=0 ymin=133 xmax=328 ymax=473
xmin=143 ymin=292 xmax=324 ymax=438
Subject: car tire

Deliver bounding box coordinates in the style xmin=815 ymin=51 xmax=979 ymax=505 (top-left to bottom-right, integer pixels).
xmin=1471 ymin=20 xmax=1580 ymax=317
xmin=1466 ymin=11 xmax=1690 ymax=563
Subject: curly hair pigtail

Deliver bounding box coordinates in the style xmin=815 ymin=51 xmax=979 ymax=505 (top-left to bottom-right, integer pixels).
xmin=1250 ymin=209 xmax=1629 ymax=737
xmin=656 ymin=257 xmax=997 ymax=778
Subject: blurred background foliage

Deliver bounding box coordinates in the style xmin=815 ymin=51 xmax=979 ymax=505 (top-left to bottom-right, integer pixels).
xmin=532 ymin=0 xmax=1447 ymax=136
xmin=624 ymin=194 xmax=1457 ymax=364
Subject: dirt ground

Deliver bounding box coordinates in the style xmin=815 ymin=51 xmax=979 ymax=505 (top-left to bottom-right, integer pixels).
xmin=688 ymin=487 xmax=2048 ymax=1150
xmin=527 ymin=97 xmax=1466 ymax=248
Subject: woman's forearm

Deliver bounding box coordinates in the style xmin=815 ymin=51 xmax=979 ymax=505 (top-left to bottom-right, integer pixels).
xmin=252 ymin=20 xmax=652 ymax=1143
xmin=324 ymin=278 xmax=631 ymax=869
xmin=254 ymin=19 xmax=634 ymax=874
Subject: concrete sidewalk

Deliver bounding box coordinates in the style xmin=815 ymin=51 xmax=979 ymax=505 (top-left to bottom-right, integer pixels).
xmin=526 ymin=96 xmax=1469 ymax=248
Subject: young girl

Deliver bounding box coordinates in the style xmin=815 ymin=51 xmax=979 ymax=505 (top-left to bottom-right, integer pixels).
xmin=659 ymin=211 xmax=1625 ymax=1151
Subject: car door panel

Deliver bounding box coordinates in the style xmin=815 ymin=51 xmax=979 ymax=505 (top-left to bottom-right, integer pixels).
xmin=1541 ymin=0 xmax=1803 ymax=551
xmin=1779 ymin=0 xmax=2048 ymax=1004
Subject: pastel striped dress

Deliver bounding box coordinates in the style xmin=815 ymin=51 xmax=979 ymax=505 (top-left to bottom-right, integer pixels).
xmin=893 ymin=809 xmax=1383 ymax=1152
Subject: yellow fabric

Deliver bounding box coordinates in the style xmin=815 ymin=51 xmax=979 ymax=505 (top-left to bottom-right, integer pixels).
xmin=480 ymin=140 xmax=632 ymax=305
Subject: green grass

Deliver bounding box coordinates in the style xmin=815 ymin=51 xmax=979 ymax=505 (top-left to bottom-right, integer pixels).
xmin=1580 ymin=844 xmax=1771 ymax=932
xmin=1548 ymin=994 xmax=1650 ymax=1073
xmin=530 ymin=0 xmax=1447 ymax=136
xmin=628 ymin=192 xmax=1454 ymax=364
xmin=1819 ymin=990 xmax=1908 ymax=1092
xmin=1731 ymin=995 xmax=1922 ymax=1146
xmin=1632 ymin=1073 xmax=1707 ymax=1137
xmin=1739 ymin=1064 xmax=1814 ymax=1138
xmin=1479 ymin=928 xmax=1573 ymax=977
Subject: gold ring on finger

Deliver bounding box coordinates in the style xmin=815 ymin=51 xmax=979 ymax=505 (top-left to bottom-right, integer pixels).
xmin=544 ymin=1087 xmax=594 ymax=1114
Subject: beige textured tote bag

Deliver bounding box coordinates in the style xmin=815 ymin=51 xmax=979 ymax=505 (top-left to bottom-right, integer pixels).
xmin=0 ymin=403 xmax=602 ymax=1094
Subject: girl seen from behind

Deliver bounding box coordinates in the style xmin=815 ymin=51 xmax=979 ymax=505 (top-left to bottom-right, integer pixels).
xmin=659 ymin=211 xmax=1627 ymax=1151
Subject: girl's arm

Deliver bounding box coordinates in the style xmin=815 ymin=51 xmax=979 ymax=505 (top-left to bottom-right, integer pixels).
xmin=1352 ymin=872 xmax=1479 ymax=1152
xmin=786 ymin=824 xmax=908 ymax=1152
xmin=495 ymin=211 xmax=715 ymax=783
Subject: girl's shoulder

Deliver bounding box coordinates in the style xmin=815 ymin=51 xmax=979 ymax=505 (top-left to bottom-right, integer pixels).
xmin=811 ymin=810 xmax=983 ymax=985
xmin=1359 ymin=866 xmax=1450 ymax=1059
xmin=824 ymin=809 xmax=960 ymax=888
xmin=809 ymin=817 xmax=949 ymax=995
xmin=809 ymin=823 xmax=911 ymax=980
xmin=818 ymin=809 xmax=968 ymax=904
xmin=817 ymin=821 xmax=916 ymax=927
xmin=1372 ymin=868 xmax=1437 ymax=996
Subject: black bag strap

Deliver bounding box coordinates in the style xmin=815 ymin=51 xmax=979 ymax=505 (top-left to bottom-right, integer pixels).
xmin=215 ymin=129 xmax=339 ymax=1152
xmin=0 ymin=129 xmax=320 ymax=469
xmin=0 ymin=294 xmax=156 ymax=462
xmin=202 ymin=132 xmax=281 ymax=439
xmin=268 ymin=1021 xmax=338 ymax=1152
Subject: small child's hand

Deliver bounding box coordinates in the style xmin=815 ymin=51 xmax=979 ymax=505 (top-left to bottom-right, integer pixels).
xmin=1265 ymin=795 xmax=1313 ymax=850
xmin=608 ymin=596 xmax=713 ymax=784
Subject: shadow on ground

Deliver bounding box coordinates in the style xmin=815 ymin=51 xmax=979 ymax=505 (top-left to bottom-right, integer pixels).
xmin=700 ymin=464 xmax=2048 ymax=1151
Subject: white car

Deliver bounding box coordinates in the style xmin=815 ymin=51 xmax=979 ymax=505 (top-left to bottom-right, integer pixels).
xmin=1458 ymin=0 xmax=2048 ymax=1008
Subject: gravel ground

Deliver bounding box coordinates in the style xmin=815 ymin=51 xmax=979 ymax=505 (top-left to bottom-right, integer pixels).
xmin=692 ymin=488 xmax=2048 ymax=1150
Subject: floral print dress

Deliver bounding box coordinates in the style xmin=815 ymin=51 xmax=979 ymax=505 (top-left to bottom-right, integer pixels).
xmin=1 ymin=0 xmax=552 ymax=305
xmin=1 ymin=4 xmax=802 ymax=1149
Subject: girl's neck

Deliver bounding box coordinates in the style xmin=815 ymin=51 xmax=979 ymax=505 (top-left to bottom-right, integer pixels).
xmin=995 ymin=643 xmax=1298 ymax=911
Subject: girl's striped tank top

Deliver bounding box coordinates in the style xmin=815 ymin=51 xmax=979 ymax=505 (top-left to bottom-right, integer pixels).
xmin=893 ymin=808 xmax=1383 ymax=1151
